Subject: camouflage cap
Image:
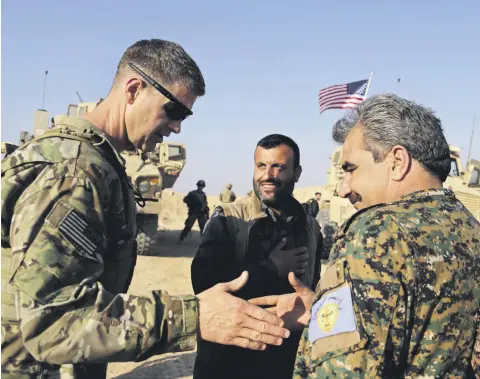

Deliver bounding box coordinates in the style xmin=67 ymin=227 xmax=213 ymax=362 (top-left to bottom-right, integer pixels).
xmin=226 ymin=184 xmax=232 ymax=189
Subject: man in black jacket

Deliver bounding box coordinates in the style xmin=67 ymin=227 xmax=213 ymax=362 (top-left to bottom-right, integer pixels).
xmin=190 ymin=134 xmax=323 ymax=379
xmin=303 ymin=192 xmax=321 ymax=218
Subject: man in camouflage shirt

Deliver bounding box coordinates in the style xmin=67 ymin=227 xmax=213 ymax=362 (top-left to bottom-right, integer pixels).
xmin=251 ymin=94 xmax=479 ymax=378
xmin=1 ymin=39 xmax=289 ymax=379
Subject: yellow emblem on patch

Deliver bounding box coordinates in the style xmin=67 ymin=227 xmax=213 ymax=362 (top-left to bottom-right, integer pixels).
xmin=308 ymin=284 xmax=357 ymax=344
xmin=317 ymin=303 xmax=339 ymax=332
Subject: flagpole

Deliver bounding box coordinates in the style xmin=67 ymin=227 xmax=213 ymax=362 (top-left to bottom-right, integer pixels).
xmin=364 ymin=72 xmax=373 ymax=98
xmin=467 ymin=116 xmax=475 ymax=163
xmin=41 ymin=70 xmax=48 ymax=110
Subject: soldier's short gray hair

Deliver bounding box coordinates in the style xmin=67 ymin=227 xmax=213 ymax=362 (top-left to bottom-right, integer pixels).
xmin=115 ymin=39 xmax=205 ymax=96
xmin=332 ymin=94 xmax=451 ymax=182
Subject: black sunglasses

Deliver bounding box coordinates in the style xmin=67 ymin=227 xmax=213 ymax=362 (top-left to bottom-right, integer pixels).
xmin=128 ymin=62 xmax=193 ymax=121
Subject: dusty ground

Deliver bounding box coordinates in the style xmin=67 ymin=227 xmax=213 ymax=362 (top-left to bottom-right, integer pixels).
xmin=106 ymin=186 xmax=324 ymax=379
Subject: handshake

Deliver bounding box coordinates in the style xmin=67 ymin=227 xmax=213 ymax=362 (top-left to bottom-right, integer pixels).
xmin=197 ymin=267 xmax=315 ymax=350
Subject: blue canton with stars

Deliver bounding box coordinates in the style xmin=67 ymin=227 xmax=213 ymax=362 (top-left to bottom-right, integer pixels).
xmin=347 ymin=79 xmax=369 ymax=95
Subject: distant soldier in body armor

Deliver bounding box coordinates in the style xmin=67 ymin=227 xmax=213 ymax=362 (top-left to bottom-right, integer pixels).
xmin=309 ymin=191 xmax=335 ymax=260
xmin=219 ymin=183 xmax=236 ymax=203
xmin=303 ymin=192 xmax=332 ymax=261
xmin=179 ymin=180 xmax=210 ymax=242
xmin=302 ymin=192 xmax=320 ymax=219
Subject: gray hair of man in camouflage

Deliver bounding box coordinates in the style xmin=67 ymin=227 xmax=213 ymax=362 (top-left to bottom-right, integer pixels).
xmin=332 ymin=94 xmax=451 ymax=182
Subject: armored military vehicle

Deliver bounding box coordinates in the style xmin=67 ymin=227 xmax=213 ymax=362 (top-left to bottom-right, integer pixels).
xmin=124 ymin=141 xmax=186 ymax=255
xmin=320 ymin=146 xmax=356 ymax=226
xmin=322 ymin=145 xmax=480 ymax=227
xmin=8 ymin=103 xmax=187 ymax=256
xmin=444 ymin=146 xmax=480 ymax=220
xmin=1 ymin=142 xmax=18 ymax=159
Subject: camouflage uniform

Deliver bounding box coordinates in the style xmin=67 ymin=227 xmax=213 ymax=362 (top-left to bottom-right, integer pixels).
xmin=294 ymin=189 xmax=480 ymax=378
xmin=473 ymin=320 xmax=480 ymax=377
xmin=219 ymin=184 xmax=236 ymax=203
xmin=1 ymin=116 xmax=197 ymax=379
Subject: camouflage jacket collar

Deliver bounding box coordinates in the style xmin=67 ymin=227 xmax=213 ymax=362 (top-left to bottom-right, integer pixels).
xmin=337 ymin=187 xmax=455 ymax=238
xmin=53 ymin=115 xmax=126 ymax=167
xmin=399 ymin=187 xmax=455 ymax=201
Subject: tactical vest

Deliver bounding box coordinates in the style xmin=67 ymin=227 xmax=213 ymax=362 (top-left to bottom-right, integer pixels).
xmin=1 ymin=124 xmax=137 ymax=378
xmin=221 ymin=195 xmax=320 ymax=288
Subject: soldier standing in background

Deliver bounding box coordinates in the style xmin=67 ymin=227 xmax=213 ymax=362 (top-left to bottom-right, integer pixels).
xmin=1 ymin=39 xmax=289 ymax=379
xmin=313 ymin=191 xmax=336 ymax=261
xmin=179 ymin=180 xmax=210 ymax=242
xmin=219 ymin=183 xmax=236 ymax=203
xmin=251 ymin=94 xmax=480 ymax=378
xmin=302 ymin=192 xmax=320 ymax=219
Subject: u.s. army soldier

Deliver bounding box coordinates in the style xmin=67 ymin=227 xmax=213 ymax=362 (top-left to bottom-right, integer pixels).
xmin=179 ymin=180 xmax=209 ymax=243
xmin=251 ymin=94 xmax=480 ymax=378
xmin=219 ymin=183 xmax=236 ymax=203
xmin=1 ymin=39 xmax=289 ymax=379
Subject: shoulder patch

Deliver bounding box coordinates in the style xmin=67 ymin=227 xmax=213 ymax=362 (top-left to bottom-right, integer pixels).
xmin=58 ymin=208 xmax=103 ymax=262
xmin=309 ymin=283 xmax=357 ymax=343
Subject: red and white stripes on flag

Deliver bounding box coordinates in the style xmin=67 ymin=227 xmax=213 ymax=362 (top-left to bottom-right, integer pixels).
xmin=318 ymin=79 xmax=369 ymax=113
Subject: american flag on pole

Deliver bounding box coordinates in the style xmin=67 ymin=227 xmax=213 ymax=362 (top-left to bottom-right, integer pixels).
xmin=318 ymin=79 xmax=369 ymax=113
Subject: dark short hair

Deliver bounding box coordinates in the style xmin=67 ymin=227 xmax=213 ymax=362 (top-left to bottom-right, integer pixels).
xmin=333 ymin=94 xmax=450 ymax=182
xmin=115 ymin=39 xmax=205 ymax=96
xmin=315 ymin=192 xmax=321 ymax=196
xmin=256 ymin=134 xmax=300 ymax=168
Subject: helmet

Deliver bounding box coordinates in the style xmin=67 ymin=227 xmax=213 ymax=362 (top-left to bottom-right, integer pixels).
xmin=197 ymin=180 xmax=206 ymax=187
xmin=226 ymin=183 xmax=232 ymax=189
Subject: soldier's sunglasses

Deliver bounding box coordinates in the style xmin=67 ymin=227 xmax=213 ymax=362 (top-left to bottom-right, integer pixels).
xmin=128 ymin=62 xmax=193 ymax=121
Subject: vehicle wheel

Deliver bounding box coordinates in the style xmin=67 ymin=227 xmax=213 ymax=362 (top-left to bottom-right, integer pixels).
xmin=136 ymin=214 xmax=159 ymax=256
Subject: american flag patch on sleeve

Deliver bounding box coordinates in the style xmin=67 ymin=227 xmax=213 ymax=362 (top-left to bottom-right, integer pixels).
xmin=59 ymin=209 xmax=104 ymax=262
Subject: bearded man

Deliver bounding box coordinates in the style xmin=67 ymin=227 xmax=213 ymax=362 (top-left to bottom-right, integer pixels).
xmin=191 ymin=134 xmax=324 ymax=379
